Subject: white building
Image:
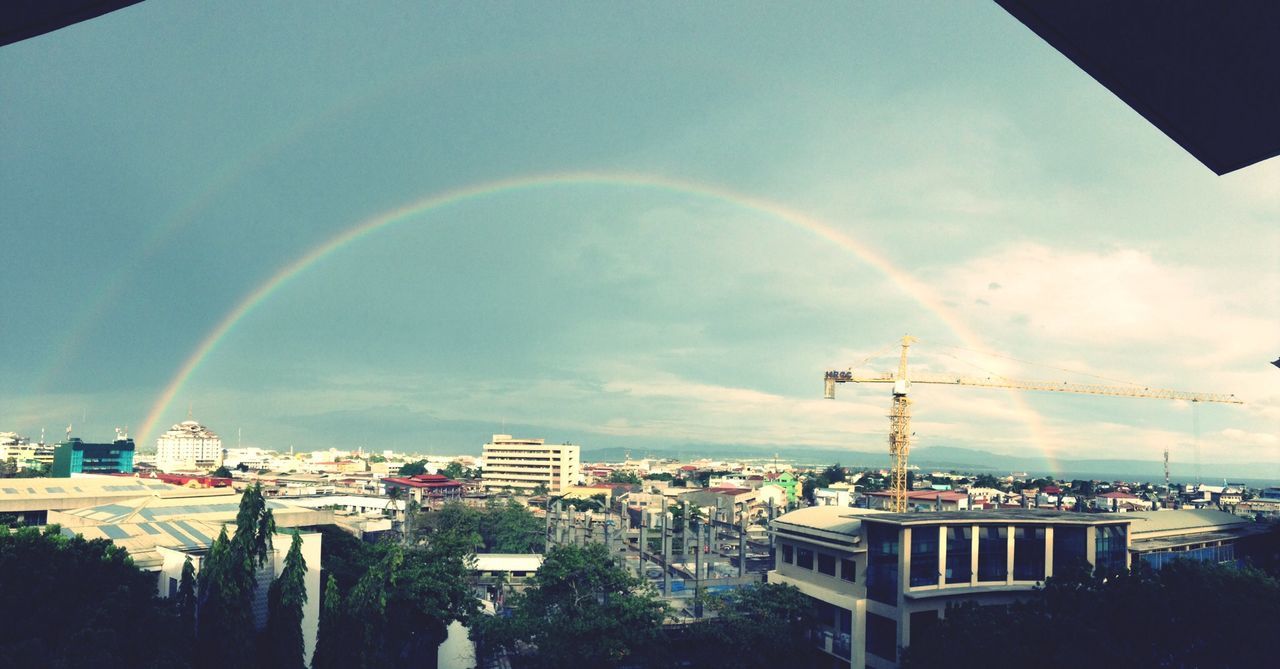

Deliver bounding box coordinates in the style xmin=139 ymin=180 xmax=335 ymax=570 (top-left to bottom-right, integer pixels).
xmin=155 ymin=418 xmax=224 ymax=473
xmin=480 ymin=434 xmax=580 ymax=494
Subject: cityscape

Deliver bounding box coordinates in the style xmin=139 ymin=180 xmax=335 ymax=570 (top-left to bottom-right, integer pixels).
xmin=3 ymin=3 xmax=1278 ymax=669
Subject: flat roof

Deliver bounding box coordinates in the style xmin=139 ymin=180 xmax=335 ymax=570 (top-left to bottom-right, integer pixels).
xmin=773 ymin=507 xmax=884 ymax=537
xmin=1124 ymin=509 xmax=1251 ymax=537
xmin=863 ymin=509 xmax=1129 ymax=526
xmin=472 ymin=553 xmax=544 ymax=572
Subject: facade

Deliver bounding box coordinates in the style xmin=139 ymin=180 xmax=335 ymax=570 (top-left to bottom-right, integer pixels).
xmin=51 ymin=436 xmax=135 ymax=477
xmin=480 ymin=434 xmax=580 ymax=493
xmin=380 ymin=473 xmax=464 ymax=506
xmin=155 ymin=419 xmax=224 ymax=472
xmin=769 ymin=508 xmax=1131 ymax=669
xmin=1127 ymin=509 xmax=1269 ymax=569
xmin=864 ymin=490 xmax=969 ymax=512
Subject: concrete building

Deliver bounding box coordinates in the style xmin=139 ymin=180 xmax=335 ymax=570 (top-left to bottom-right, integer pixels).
xmin=0 ymin=474 xmax=232 ymax=526
xmin=381 ymin=473 xmax=464 ymax=506
xmin=864 ymin=490 xmax=969 ymax=512
xmin=155 ymin=418 xmax=224 ymax=473
xmin=480 ymin=434 xmax=580 ymax=494
xmin=769 ymin=508 xmax=1131 ymax=668
xmin=1127 ymin=509 xmax=1270 ymax=569
xmin=51 ymin=436 xmax=135 ymax=477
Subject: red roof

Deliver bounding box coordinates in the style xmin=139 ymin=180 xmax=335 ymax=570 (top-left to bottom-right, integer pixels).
xmin=680 ymin=465 xmax=699 ymax=471
xmin=382 ymin=474 xmax=462 ymax=489
xmin=1043 ymin=485 xmax=1063 ymax=494
xmin=1097 ymin=492 xmax=1139 ymax=499
xmin=706 ymin=486 xmax=753 ymax=495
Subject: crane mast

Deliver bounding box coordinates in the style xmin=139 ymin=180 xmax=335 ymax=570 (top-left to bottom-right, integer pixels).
xmin=825 ymin=336 xmax=1241 ymax=513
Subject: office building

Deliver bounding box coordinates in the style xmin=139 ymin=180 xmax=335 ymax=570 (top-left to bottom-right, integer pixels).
xmin=155 ymin=418 xmax=224 ymax=472
xmin=51 ymin=436 xmax=135 ymax=477
xmin=480 ymin=434 xmax=580 ymax=493
xmin=769 ymin=507 xmax=1131 ymax=668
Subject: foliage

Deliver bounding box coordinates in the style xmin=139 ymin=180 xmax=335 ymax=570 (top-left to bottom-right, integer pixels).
xmin=177 ymin=557 xmax=197 ymax=641
xmin=419 ymin=500 xmax=545 ymax=553
xmin=211 ymin=465 xmax=232 ymax=478
xmin=803 ymin=463 xmax=847 ymax=503
xmin=311 ymin=575 xmax=354 ymax=669
xmin=473 ymin=543 xmax=668 ymax=668
xmin=399 ymin=460 xmax=428 ymax=476
xmin=608 ymin=470 xmax=642 ymax=484
xmin=972 ymin=473 xmax=1003 ymax=489
xmin=367 ymin=454 xmax=387 ymax=463
xmin=439 ymin=460 xmax=480 ymax=480
xmin=263 ymin=531 xmax=308 ymax=669
xmin=680 ymin=583 xmax=816 ymax=669
xmin=195 ymin=484 xmax=276 ymax=669
xmin=644 ymin=471 xmax=674 ymax=481
xmin=0 ymin=525 xmax=191 ymax=669
xmin=901 ymin=560 xmax=1280 ymax=669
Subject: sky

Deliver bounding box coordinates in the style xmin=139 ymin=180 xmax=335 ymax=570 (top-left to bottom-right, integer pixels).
xmin=2 ymin=2 xmax=1277 ymax=475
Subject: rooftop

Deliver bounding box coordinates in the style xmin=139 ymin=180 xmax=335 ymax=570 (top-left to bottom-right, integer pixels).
xmin=863 ymin=509 xmax=1130 ymax=526
xmin=1125 ymin=509 xmax=1253 ymax=537
xmin=773 ymin=506 xmax=885 ymax=538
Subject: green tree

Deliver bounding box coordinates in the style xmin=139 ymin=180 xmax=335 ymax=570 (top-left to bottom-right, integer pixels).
xmin=683 ymin=583 xmax=816 ymax=668
xmin=177 ymin=557 xmax=197 ymax=639
xmin=195 ymin=484 xmax=276 ymax=669
xmin=263 ymin=531 xmax=308 ymax=669
xmin=473 ymin=543 xmax=667 ymax=668
xmin=0 ymin=525 xmax=191 ymax=669
xmin=643 ymin=472 xmax=674 ymax=482
xmin=210 ymin=465 xmax=232 ymax=478
xmin=399 ymin=460 xmax=428 ymax=476
xmin=311 ymin=574 xmax=353 ymax=669
xmin=607 ymin=470 xmax=641 ymax=484
xmin=902 ymin=560 xmax=1280 ymax=669
xmin=973 ymin=473 xmax=1003 ymax=489
xmin=441 ymin=461 xmax=468 ymax=479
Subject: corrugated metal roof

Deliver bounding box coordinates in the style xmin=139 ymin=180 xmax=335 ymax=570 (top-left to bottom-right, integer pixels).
xmin=1125 ymin=509 xmax=1251 ymax=536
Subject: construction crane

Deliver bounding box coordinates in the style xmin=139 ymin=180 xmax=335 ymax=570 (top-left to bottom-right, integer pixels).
xmin=824 ymin=335 xmax=1242 ymax=512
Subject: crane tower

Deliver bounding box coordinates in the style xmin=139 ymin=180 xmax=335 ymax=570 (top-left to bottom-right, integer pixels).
xmin=825 ymin=335 xmax=1242 ymax=513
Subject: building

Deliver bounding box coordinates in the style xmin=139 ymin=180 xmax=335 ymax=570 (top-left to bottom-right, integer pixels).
xmin=0 ymin=473 xmax=233 ymax=526
xmin=381 ymin=473 xmax=464 ymax=506
xmin=480 ymin=434 xmax=580 ymax=494
xmin=1127 ymin=509 xmax=1271 ymax=569
xmin=51 ymin=435 xmax=135 ymax=477
xmin=155 ymin=418 xmax=224 ymax=473
xmin=864 ymin=490 xmax=970 ymax=512
xmin=769 ymin=508 xmax=1131 ymax=668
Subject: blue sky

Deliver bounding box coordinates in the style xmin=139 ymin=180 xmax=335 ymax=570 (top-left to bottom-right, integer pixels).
xmin=2 ymin=2 xmax=1276 ymax=471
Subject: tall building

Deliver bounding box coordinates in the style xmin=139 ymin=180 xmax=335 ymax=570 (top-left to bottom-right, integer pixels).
xmin=155 ymin=418 xmax=224 ymax=472
xmin=51 ymin=436 xmax=135 ymax=477
xmin=480 ymin=434 xmax=580 ymax=494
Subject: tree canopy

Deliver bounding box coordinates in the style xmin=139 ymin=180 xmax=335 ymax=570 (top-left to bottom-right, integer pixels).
xmin=417 ymin=499 xmax=545 ymax=553
xmin=0 ymin=525 xmax=190 ymax=669
xmin=902 ymin=559 xmax=1280 ymax=669
xmin=473 ymin=543 xmax=668 ymax=668
xmin=678 ymin=583 xmax=817 ymax=669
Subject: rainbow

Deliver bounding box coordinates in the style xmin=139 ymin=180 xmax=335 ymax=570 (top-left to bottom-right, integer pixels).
xmin=136 ymin=171 xmax=1056 ymax=470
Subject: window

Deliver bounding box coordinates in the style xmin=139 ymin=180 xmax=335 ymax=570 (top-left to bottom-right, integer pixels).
xmin=866 ymin=523 xmax=899 ymax=605
xmin=817 ymin=553 xmax=836 ymax=576
xmin=866 ymin=612 xmax=897 ymax=661
xmin=910 ymin=526 xmax=940 ymax=587
xmin=797 ymin=547 xmax=814 ymax=570
xmin=1095 ymin=525 xmax=1127 ymax=576
xmin=840 ymin=558 xmax=856 ymax=582
xmin=1013 ymin=526 xmax=1045 ymax=581
xmin=1053 ymin=526 xmax=1087 ymax=576
xmin=977 ymin=525 xmax=1008 ymax=582
xmin=945 ymin=526 xmax=972 ymax=584
xmin=782 ymin=543 xmax=794 ymax=564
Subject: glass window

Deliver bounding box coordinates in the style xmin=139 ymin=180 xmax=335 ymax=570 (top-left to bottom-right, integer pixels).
xmin=781 ymin=543 xmax=793 ymax=564
xmin=840 ymin=558 xmax=856 ymax=582
xmin=817 ymin=553 xmax=836 ymax=576
xmin=945 ymin=526 xmax=972 ymax=584
xmin=1052 ymin=526 xmax=1088 ymax=578
xmin=797 ymin=547 xmax=814 ymax=570
xmin=910 ymin=526 xmax=940 ymax=587
xmin=866 ymin=612 xmax=897 ymax=662
xmin=1095 ymin=525 xmax=1127 ymax=576
xmin=866 ymin=523 xmax=899 ymax=605
xmin=1013 ymin=526 xmax=1045 ymax=581
xmin=977 ymin=525 xmax=1008 ymax=582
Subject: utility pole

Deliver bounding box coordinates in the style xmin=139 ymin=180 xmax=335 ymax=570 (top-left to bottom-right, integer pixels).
xmin=661 ymin=510 xmax=672 ymax=596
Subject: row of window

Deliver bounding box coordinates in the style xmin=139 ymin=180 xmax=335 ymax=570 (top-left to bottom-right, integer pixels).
xmin=868 ymin=523 xmax=1124 ymax=602
xmin=779 ymin=542 xmax=856 ymax=582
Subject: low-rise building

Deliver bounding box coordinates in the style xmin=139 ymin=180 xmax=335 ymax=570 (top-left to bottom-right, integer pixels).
xmin=864 ymin=490 xmax=969 ymax=512
xmin=381 ymin=473 xmax=464 ymax=507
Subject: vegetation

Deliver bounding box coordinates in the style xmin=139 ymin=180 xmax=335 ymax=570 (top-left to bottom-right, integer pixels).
xmin=398 ymin=460 xmax=429 ymax=476
xmin=438 ymin=460 xmax=481 ymax=480
xmin=643 ymin=471 xmax=673 ymax=481
xmin=607 ymin=470 xmax=642 ymax=484
xmin=210 ymin=465 xmax=233 ymax=478
xmin=679 ymin=583 xmax=817 ymax=669
xmin=263 ymin=531 xmax=308 ymax=669
xmin=195 ymin=484 xmax=276 ymax=669
xmin=0 ymin=525 xmax=191 ymax=669
xmin=311 ymin=531 xmax=477 ymax=668
xmin=418 ymin=499 xmax=545 ymax=553
xmin=902 ymin=560 xmax=1280 ymax=669
xmin=802 ymin=463 xmax=847 ymax=503
xmin=472 ymin=543 xmax=668 ymax=668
